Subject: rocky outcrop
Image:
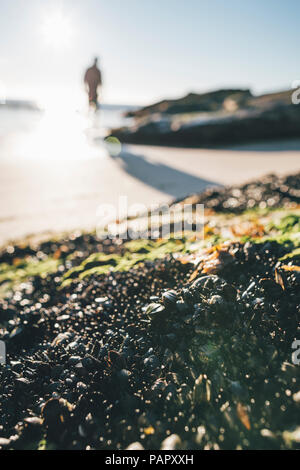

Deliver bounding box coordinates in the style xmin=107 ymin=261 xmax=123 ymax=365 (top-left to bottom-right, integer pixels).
xmin=111 ymin=102 xmax=300 ymax=147
xmin=112 ymin=88 xmax=298 ymax=147
xmin=125 ymin=89 xmax=253 ymax=118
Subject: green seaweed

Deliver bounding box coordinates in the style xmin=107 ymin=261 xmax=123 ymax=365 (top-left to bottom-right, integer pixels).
xmin=37 ymin=439 xmax=57 ymax=451
xmin=60 ymin=238 xmax=188 ymax=287
xmin=2 ymin=208 xmax=300 ymax=296
xmin=0 ymin=256 xmax=60 ymax=294
xmin=279 ymin=247 xmax=300 ymax=262
xmin=268 ymin=213 xmax=300 ymax=234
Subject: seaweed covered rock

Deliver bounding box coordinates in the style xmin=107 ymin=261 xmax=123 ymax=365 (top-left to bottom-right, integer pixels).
xmin=0 ymin=175 xmax=300 ymax=450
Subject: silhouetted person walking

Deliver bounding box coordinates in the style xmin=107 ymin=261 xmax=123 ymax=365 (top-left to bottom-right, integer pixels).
xmin=84 ymin=57 xmax=102 ymax=109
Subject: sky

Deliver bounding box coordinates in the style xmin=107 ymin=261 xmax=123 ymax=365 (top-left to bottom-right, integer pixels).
xmin=0 ymin=0 xmax=299 ymax=106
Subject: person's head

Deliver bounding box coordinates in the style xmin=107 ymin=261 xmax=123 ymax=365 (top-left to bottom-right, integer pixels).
xmin=93 ymin=57 xmax=99 ymax=67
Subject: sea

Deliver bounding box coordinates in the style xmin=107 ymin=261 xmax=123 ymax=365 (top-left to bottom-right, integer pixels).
xmin=0 ymin=101 xmax=136 ymax=161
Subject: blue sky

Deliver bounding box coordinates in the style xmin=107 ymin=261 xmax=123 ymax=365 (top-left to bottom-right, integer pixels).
xmin=0 ymin=0 xmax=299 ymax=105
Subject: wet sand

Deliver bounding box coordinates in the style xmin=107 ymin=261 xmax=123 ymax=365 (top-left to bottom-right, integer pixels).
xmin=0 ymin=141 xmax=300 ymax=246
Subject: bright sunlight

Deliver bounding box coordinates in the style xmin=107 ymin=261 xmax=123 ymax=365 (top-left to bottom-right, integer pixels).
xmin=40 ymin=8 xmax=73 ymax=48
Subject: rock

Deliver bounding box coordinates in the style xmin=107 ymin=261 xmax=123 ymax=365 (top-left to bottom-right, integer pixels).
xmin=41 ymin=398 xmax=72 ymax=437
xmin=22 ymin=417 xmax=43 ymax=439
xmin=293 ymin=391 xmax=300 ymax=404
xmin=110 ymin=89 xmax=300 ymax=148
xmin=126 ymin=442 xmax=144 ymax=450
xmin=144 ymin=355 xmax=160 ymax=370
xmin=51 ymin=332 xmax=73 ymax=347
xmin=162 ymin=290 xmax=178 ymax=307
xmin=195 ymin=426 xmax=206 ymax=445
xmin=68 ymin=356 xmax=82 ymax=366
xmin=189 ymin=275 xmax=236 ymax=303
xmin=0 ymin=437 xmax=11 ymax=448
xmin=77 ymin=382 xmax=88 ymax=393
xmin=161 ymin=434 xmax=182 ymax=450
xmin=116 ymin=369 xmax=131 ymax=384
xmin=125 ymin=89 xmax=253 ymax=118
xmin=193 ymin=375 xmax=211 ymax=404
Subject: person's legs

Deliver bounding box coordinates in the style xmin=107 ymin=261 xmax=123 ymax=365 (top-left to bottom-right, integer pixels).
xmin=94 ymin=92 xmax=99 ymax=109
xmin=88 ymin=87 xmax=98 ymax=109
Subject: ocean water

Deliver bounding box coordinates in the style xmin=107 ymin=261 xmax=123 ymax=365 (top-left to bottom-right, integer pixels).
xmin=0 ymin=103 xmax=135 ymax=161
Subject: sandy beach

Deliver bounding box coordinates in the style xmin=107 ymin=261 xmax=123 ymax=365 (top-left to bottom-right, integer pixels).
xmin=1 ymin=139 xmax=300 ymax=246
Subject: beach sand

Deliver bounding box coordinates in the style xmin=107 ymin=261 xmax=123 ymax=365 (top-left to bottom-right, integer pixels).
xmin=0 ymin=140 xmax=300 ymax=246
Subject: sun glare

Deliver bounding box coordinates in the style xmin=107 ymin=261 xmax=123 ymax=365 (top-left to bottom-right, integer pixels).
xmin=41 ymin=9 xmax=73 ymax=48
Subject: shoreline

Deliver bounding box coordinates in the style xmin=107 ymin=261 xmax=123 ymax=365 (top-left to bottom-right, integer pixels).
xmin=1 ymin=140 xmax=300 ymax=247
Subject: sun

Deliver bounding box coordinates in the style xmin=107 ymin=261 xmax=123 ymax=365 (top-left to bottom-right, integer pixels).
xmin=41 ymin=9 xmax=73 ymax=48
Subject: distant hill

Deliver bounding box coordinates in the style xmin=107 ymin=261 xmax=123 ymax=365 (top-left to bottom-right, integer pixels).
xmin=0 ymin=99 xmax=40 ymax=111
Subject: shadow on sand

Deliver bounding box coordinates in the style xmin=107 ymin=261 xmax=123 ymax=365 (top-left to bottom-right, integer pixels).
xmin=111 ymin=148 xmax=221 ymax=198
